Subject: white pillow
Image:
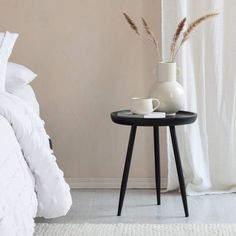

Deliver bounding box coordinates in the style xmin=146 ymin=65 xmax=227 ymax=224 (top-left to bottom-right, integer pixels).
xmin=6 ymin=62 xmax=37 ymax=92
xmin=0 ymin=31 xmax=18 ymax=91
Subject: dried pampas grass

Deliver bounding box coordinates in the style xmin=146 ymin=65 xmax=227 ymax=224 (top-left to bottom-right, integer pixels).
xmin=169 ymin=17 xmax=186 ymax=62
xmin=142 ymin=18 xmax=161 ymax=61
xmin=123 ymin=10 xmax=219 ymax=63
xmin=123 ymin=12 xmax=161 ymax=61
xmin=123 ymin=12 xmax=140 ymax=35
xmin=183 ymin=12 xmax=219 ymax=43
xmin=172 ymin=12 xmax=219 ymax=60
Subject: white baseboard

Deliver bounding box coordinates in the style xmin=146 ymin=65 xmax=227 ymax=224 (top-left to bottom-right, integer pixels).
xmin=66 ymin=177 xmax=167 ymax=189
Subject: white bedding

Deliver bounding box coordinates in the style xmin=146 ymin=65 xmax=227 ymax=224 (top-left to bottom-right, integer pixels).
xmin=10 ymin=85 xmax=40 ymax=115
xmin=0 ymin=92 xmax=72 ymax=236
xmin=0 ymin=115 xmax=37 ymax=236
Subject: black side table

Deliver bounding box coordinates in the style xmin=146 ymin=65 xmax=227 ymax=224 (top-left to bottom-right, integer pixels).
xmin=111 ymin=110 xmax=197 ymax=217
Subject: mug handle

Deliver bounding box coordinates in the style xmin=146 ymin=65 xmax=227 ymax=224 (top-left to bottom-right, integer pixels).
xmin=152 ymin=98 xmax=160 ymax=112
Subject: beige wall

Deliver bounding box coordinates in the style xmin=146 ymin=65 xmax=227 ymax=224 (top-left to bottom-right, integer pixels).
xmin=0 ymin=0 xmax=167 ymax=181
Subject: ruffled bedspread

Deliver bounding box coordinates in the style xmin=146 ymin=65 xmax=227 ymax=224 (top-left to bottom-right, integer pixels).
xmin=0 ymin=92 xmax=72 ymax=236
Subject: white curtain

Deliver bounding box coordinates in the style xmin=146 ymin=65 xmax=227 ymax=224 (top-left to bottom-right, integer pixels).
xmin=162 ymin=0 xmax=236 ymax=195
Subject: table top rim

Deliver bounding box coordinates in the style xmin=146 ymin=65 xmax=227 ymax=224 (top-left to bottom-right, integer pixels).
xmin=111 ymin=110 xmax=197 ymax=126
xmin=111 ymin=110 xmax=197 ymax=118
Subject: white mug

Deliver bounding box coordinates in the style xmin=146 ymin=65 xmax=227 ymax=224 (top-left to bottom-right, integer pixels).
xmin=131 ymin=97 xmax=160 ymax=115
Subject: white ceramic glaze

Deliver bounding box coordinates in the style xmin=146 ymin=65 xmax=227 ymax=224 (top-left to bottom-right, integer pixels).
xmin=149 ymin=62 xmax=185 ymax=114
xmin=131 ymin=97 xmax=160 ymax=115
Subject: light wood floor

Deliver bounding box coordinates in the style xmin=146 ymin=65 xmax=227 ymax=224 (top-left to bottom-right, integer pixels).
xmin=36 ymin=189 xmax=236 ymax=224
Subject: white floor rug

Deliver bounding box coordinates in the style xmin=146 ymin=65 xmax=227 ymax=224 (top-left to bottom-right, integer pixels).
xmin=35 ymin=223 xmax=236 ymax=236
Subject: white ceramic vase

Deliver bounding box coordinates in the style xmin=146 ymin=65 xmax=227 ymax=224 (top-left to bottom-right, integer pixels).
xmin=149 ymin=62 xmax=185 ymax=115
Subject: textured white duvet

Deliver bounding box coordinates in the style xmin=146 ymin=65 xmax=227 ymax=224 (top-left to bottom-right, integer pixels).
xmin=0 ymin=92 xmax=72 ymax=236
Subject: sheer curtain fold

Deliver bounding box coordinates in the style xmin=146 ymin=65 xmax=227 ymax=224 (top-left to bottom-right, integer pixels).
xmin=162 ymin=0 xmax=236 ymax=195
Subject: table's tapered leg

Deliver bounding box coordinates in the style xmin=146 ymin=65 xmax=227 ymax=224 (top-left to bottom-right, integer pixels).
xmin=169 ymin=126 xmax=189 ymax=217
xmin=117 ymin=126 xmax=137 ymax=216
xmin=153 ymin=126 xmax=161 ymax=205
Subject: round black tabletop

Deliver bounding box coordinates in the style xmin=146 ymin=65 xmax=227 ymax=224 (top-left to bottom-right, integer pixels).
xmin=111 ymin=110 xmax=197 ymax=127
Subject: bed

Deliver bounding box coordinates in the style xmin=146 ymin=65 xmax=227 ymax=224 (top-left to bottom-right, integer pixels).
xmin=0 ymin=32 xmax=71 ymax=236
xmin=0 ymin=85 xmax=38 ymax=235
xmin=0 ymin=112 xmax=37 ymax=235
xmin=0 ymin=84 xmax=72 ymax=236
